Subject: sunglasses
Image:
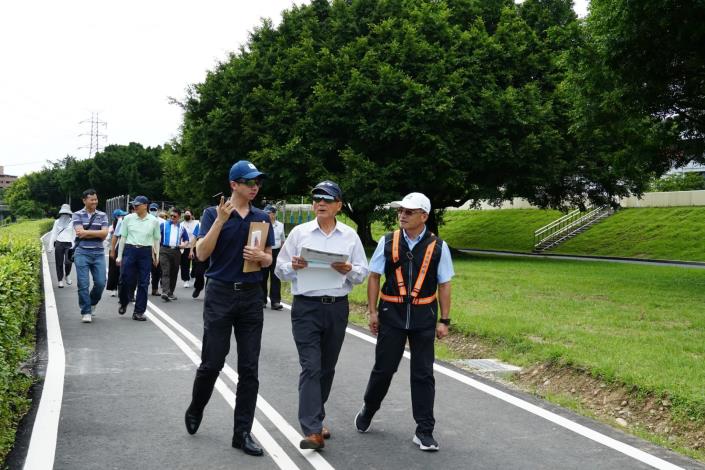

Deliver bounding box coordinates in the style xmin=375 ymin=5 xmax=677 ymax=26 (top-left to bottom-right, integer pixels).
xmin=397 ymin=208 xmax=424 ymax=216
xmin=312 ymin=195 xmax=337 ymax=204
xmin=235 ymin=179 xmax=263 ymax=187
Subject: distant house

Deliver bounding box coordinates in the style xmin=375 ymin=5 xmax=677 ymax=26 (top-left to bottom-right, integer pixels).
xmin=666 ymin=162 xmax=705 ymax=177
xmin=0 ymin=166 xmax=18 ymax=189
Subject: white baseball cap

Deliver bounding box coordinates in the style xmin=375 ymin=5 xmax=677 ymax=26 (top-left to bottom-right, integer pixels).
xmin=389 ymin=192 xmax=431 ymax=213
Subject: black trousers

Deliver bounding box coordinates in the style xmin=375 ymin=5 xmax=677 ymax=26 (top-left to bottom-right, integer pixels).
xmin=260 ymin=248 xmax=281 ymax=304
xmin=363 ymin=322 xmax=436 ymax=434
xmin=191 ymin=257 xmax=207 ymax=292
xmin=291 ymin=296 xmax=349 ymax=435
xmin=180 ymin=248 xmax=192 ymax=282
xmin=159 ymin=246 xmax=181 ymax=295
xmin=151 ymin=261 xmax=161 ymax=292
xmin=188 ymin=279 xmax=264 ymax=435
xmin=53 ymin=241 xmax=73 ymax=281
xmin=106 ymin=255 xmax=120 ymax=291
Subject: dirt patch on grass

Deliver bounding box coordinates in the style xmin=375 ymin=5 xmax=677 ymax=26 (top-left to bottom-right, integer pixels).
xmin=441 ymin=332 xmax=705 ymax=461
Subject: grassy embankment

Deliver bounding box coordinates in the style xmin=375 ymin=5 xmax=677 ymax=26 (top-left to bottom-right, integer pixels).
xmin=554 ymin=207 xmax=705 ymax=262
xmin=0 ymin=219 xmax=52 ymax=464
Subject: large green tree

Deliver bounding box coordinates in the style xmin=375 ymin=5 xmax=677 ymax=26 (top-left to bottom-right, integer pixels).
xmin=170 ymin=0 xmax=674 ymax=243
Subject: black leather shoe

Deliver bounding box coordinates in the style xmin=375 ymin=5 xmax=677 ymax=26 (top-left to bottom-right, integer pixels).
xmin=118 ymin=304 xmax=127 ymax=315
xmin=232 ymin=432 xmax=264 ymax=456
xmin=192 ymin=288 xmax=201 ymax=298
xmin=132 ymin=313 xmax=147 ymax=321
xmin=184 ymin=409 xmax=202 ymax=435
xmin=355 ymin=405 xmax=374 ymax=433
xmin=271 ymin=303 xmax=284 ymax=310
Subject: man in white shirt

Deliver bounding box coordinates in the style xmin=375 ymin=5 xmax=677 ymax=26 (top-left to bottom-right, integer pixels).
xmin=261 ymin=204 xmax=285 ymax=309
xmin=275 ymin=180 xmax=369 ymax=451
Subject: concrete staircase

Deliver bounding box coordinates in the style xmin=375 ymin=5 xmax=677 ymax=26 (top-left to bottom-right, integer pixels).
xmin=533 ymin=205 xmax=614 ymax=252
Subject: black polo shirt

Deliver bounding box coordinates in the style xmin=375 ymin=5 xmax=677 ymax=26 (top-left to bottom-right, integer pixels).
xmin=199 ymin=205 xmax=274 ymax=283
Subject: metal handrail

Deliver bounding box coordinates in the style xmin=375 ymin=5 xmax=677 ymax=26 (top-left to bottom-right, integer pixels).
xmin=534 ymin=205 xmax=609 ymax=248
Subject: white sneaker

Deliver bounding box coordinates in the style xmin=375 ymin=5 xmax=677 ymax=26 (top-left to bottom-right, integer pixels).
xmin=183 ymin=281 xmax=190 ymax=288
xmin=66 ymin=278 xmax=73 ymax=285
xmin=58 ymin=280 xmax=64 ymax=288
xmin=81 ymin=314 xmax=92 ymax=323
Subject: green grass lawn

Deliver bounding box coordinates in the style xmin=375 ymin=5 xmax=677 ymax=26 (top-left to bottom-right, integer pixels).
xmin=335 ymin=252 xmax=705 ymax=422
xmin=554 ymin=207 xmax=705 ymax=262
xmin=438 ymin=209 xmax=563 ymax=251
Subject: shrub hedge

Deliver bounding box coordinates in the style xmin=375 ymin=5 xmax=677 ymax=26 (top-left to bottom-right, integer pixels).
xmin=0 ymin=220 xmax=50 ymax=463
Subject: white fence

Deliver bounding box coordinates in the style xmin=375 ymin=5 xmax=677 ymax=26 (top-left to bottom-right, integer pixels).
xmin=451 ymin=190 xmax=705 ymax=210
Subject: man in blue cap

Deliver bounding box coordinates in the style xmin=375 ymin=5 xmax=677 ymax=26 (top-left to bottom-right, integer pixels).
xmin=184 ymin=160 xmax=274 ymax=457
xmin=116 ymin=195 xmax=161 ymax=321
xmin=275 ymin=180 xmax=369 ymax=450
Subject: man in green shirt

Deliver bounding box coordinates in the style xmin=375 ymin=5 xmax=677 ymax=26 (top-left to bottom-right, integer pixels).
xmin=116 ymin=195 xmax=161 ymax=321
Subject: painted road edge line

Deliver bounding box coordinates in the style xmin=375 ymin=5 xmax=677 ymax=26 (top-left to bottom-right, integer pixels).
xmin=147 ymin=301 xmax=335 ymax=470
xmin=144 ymin=308 xmax=300 ymax=470
xmin=23 ymin=246 xmax=66 ymax=470
xmin=281 ymin=301 xmax=683 ymax=470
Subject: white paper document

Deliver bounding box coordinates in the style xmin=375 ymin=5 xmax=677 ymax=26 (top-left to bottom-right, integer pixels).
xmin=297 ymin=246 xmax=349 ymax=292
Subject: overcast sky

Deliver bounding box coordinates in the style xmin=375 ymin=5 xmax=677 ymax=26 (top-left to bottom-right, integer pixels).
xmin=0 ymin=0 xmax=588 ymax=177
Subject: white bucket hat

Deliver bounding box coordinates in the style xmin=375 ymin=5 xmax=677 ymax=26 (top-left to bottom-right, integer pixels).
xmin=58 ymin=204 xmax=72 ymax=215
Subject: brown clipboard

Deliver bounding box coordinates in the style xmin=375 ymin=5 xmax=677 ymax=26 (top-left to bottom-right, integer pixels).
xmin=243 ymin=221 xmax=270 ymax=272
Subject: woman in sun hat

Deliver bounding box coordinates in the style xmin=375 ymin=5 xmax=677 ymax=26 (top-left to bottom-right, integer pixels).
xmin=47 ymin=203 xmax=77 ymax=288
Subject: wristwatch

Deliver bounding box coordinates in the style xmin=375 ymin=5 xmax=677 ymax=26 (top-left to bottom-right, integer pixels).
xmin=438 ymin=318 xmax=451 ymax=326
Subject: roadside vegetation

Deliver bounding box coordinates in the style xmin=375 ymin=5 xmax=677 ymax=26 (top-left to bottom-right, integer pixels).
xmin=0 ymin=220 xmax=51 ymax=464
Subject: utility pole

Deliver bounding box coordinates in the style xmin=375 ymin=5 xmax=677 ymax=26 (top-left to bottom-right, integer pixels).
xmin=78 ymin=112 xmax=107 ymax=158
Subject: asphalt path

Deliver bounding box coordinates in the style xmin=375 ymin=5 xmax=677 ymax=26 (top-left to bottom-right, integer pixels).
xmin=11 ymin=250 xmax=705 ymax=469
xmin=458 ymin=248 xmax=705 ymax=269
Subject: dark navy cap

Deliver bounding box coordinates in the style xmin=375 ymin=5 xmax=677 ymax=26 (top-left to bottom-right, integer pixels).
xmin=263 ymin=205 xmax=277 ymax=213
xmin=229 ymin=160 xmax=266 ymax=181
xmin=311 ymin=180 xmax=342 ymax=200
xmin=149 ymin=203 xmax=159 ymax=210
xmin=131 ymin=195 xmax=149 ymax=206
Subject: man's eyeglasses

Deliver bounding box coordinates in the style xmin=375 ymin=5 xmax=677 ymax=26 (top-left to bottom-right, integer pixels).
xmin=397 ymin=208 xmax=424 ymax=217
xmin=171 ymin=214 xmax=179 ymax=219
xmin=312 ymin=195 xmax=337 ymax=204
xmin=235 ymin=179 xmax=263 ymax=187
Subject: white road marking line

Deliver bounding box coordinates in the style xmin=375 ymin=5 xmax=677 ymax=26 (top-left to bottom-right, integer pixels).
xmin=281 ymin=301 xmax=684 ymax=470
xmin=24 ymin=245 xmax=66 ymax=470
xmin=147 ymin=301 xmax=335 ymax=470
xmin=144 ymin=309 xmax=300 ymax=470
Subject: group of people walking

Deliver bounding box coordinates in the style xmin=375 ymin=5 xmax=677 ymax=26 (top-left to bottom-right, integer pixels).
xmin=47 ymin=159 xmax=454 ymax=456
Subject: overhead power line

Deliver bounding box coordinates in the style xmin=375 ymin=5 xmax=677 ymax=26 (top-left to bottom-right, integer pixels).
xmin=78 ymin=112 xmax=107 ymax=158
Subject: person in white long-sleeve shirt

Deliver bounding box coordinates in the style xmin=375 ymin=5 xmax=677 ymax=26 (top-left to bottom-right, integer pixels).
xmin=275 ymin=180 xmax=369 ymax=451
xmin=47 ymin=203 xmax=76 ymax=288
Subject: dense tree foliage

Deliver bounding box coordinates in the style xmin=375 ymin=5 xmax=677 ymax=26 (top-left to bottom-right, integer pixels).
xmin=169 ymin=0 xmax=683 ymax=243
xmin=650 ymin=173 xmax=705 ymax=193
xmin=6 ymin=143 xmax=165 ymax=216
xmin=588 ymin=0 xmax=705 ymax=160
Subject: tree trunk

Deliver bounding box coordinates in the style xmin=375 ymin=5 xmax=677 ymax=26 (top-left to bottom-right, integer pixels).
xmin=349 ymin=212 xmax=374 ymax=247
xmin=427 ymin=210 xmax=440 ymax=236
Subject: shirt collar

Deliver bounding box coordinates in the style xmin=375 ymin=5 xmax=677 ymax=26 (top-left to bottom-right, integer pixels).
xmin=402 ymin=226 xmax=426 ymax=244
xmin=311 ymin=218 xmax=341 ymax=235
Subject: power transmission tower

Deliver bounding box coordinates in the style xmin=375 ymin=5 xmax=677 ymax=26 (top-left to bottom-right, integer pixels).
xmin=78 ymin=112 xmax=107 ymax=158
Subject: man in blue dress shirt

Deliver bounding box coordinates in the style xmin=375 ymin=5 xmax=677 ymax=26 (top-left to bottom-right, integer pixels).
xmin=183 ymin=160 xmax=274 ymax=458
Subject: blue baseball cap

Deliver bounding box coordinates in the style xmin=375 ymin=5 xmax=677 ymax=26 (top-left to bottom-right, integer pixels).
xmin=130 ymin=195 xmax=149 ymax=207
xmin=149 ymin=203 xmax=159 ymax=210
xmin=263 ymin=204 xmax=277 ymax=213
xmin=112 ymin=209 xmax=127 ymax=218
xmin=311 ymin=180 xmax=342 ymax=200
xmin=229 ymin=160 xmax=266 ymax=181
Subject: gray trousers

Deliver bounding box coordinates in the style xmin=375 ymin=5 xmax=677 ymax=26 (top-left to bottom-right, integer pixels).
xmin=291 ymin=296 xmax=349 ymax=436
xmin=159 ymin=246 xmax=180 ymax=295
